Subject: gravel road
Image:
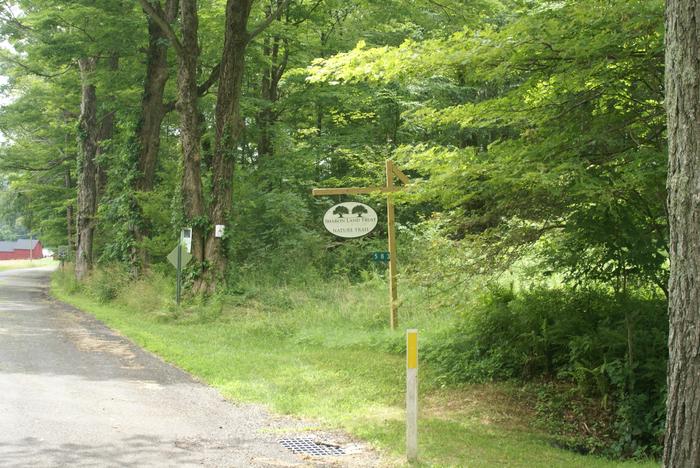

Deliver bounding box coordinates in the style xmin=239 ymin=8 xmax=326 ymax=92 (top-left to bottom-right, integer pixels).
xmin=0 ymin=266 xmax=381 ymax=467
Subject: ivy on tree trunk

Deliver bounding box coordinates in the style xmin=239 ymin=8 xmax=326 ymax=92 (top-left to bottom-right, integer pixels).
xmin=177 ymin=0 xmax=207 ymax=269
xmin=75 ymin=57 xmax=99 ymax=281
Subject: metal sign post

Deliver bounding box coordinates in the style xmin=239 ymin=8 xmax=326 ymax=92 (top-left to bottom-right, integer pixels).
xmin=176 ymin=242 xmax=182 ymax=305
xmin=57 ymin=246 xmax=68 ymax=271
xmin=312 ymin=159 xmax=409 ymax=329
xmin=167 ymin=228 xmax=193 ymax=305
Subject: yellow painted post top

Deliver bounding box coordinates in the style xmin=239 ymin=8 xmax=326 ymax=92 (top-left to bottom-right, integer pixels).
xmin=407 ymin=329 xmax=418 ymax=369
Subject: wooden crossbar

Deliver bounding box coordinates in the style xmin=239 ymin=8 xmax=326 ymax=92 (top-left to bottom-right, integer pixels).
xmin=393 ymin=166 xmax=410 ymax=186
xmin=312 ymin=160 xmax=409 ymax=329
xmin=311 ymin=186 xmax=397 ymax=196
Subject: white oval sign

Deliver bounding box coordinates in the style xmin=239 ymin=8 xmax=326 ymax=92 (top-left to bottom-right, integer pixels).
xmin=323 ymin=202 xmax=378 ymax=238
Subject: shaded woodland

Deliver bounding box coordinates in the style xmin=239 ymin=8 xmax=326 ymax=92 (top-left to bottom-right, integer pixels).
xmin=0 ymin=0 xmax=690 ymax=461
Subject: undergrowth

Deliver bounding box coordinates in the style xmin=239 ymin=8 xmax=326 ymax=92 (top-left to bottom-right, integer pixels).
xmin=52 ymin=264 xmax=662 ymax=465
xmin=423 ymin=286 xmax=667 ymax=459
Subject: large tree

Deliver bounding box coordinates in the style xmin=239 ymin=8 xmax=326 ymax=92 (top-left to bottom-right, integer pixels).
xmin=664 ymin=0 xmax=700 ymax=465
xmin=139 ymin=0 xmax=290 ymax=293
xmin=0 ymin=0 xmax=140 ymax=275
xmin=309 ymin=0 xmax=667 ymax=292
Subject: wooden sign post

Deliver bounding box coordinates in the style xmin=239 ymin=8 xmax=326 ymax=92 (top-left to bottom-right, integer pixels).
xmin=312 ymin=159 xmax=409 ymax=330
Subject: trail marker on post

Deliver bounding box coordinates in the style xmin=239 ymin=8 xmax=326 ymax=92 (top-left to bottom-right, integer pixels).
xmin=312 ymin=159 xmax=409 ymax=329
xmin=372 ymin=252 xmax=390 ymax=262
xmin=406 ymin=329 xmax=418 ymax=462
xmin=181 ymin=227 xmax=192 ymax=253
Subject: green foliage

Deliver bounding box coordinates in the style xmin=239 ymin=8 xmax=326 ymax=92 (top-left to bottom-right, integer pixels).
xmin=52 ymin=262 xmax=82 ymax=294
xmin=84 ymin=264 xmax=131 ymax=303
xmin=310 ymin=0 xmax=667 ymax=292
xmin=52 ymin=264 xmax=658 ymax=467
xmin=424 ymin=285 xmax=667 ymax=458
xmin=0 ymin=0 xmax=675 ymax=461
xmin=228 ymin=170 xmax=325 ymax=281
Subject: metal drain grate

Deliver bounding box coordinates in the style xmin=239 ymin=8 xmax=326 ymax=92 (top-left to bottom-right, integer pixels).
xmin=279 ymin=437 xmax=346 ymax=456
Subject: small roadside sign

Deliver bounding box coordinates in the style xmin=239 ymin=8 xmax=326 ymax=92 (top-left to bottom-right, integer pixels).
xmin=168 ymin=242 xmax=192 ymax=305
xmin=372 ymin=252 xmax=390 ymax=262
xmin=57 ymin=245 xmax=68 ymax=259
xmin=167 ymin=244 xmax=192 ymax=268
xmin=181 ymin=228 xmax=192 ymax=253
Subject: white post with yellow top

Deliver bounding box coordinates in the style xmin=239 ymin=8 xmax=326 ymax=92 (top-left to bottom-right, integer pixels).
xmin=406 ymin=328 xmax=418 ymax=462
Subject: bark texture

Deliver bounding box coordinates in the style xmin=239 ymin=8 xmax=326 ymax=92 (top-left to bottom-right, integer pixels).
xmin=177 ymin=0 xmax=206 ymax=264
xmin=195 ymin=0 xmax=262 ymax=293
xmin=75 ymin=57 xmax=99 ymax=281
xmin=664 ymin=1 xmax=700 ymax=466
xmin=64 ymin=166 xmax=75 ymax=254
xmin=96 ymin=55 xmax=118 ymax=202
xmin=136 ymin=0 xmax=178 ymax=192
xmin=257 ymin=30 xmax=287 ymax=160
xmin=131 ymin=0 xmax=179 ymax=272
xmin=142 ymin=0 xmax=288 ymax=293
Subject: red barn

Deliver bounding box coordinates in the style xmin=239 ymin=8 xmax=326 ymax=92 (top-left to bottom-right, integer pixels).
xmin=0 ymin=239 xmax=43 ymax=261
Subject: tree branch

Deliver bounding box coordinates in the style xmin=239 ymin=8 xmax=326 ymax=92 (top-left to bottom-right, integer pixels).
xmin=54 ymin=13 xmax=96 ymax=42
xmin=161 ymin=62 xmax=222 ymax=114
xmin=273 ymin=39 xmax=290 ymax=83
xmin=137 ymin=0 xmax=184 ymax=56
xmin=247 ymin=0 xmax=292 ymax=43
xmin=0 ymin=1 xmax=33 ymax=32
xmin=164 ymin=0 xmax=179 ymax=21
xmin=0 ymin=155 xmax=73 ymax=172
xmin=197 ymin=62 xmax=221 ymax=96
xmin=288 ymin=0 xmax=323 ymax=26
xmin=0 ymin=52 xmax=74 ymax=78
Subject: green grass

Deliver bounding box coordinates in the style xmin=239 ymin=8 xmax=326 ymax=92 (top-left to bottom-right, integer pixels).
xmin=0 ymin=258 xmax=57 ymax=272
xmin=51 ymin=267 xmax=658 ymax=467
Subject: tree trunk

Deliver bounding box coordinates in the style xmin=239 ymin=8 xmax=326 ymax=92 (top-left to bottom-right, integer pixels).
xmin=75 ymin=57 xmax=99 ymax=281
xmin=96 ymin=55 xmax=118 ymax=202
xmin=664 ymin=0 xmax=700 ymax=465
xmin=256 ymin=35 xmax=276 ymax=160
xmin=178 ymin=0 xmax=206 ymax=265
xmin=197 ymin=0 xmax=253 ymax=293
xmin=131 ymin=0 xmax=178 ymax=272
xmin=136 ymin=0 xmax=178 ymax=192
xmin=256 ymin=31 xmax=287 ymax=161
xmin=64 ymin=166 xmax=75 ymax=255
xmin=142 ymin=0 xmax=284 ymax=294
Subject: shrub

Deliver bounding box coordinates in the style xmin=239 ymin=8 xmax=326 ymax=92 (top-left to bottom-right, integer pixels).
xmin=83 ymin=265 xmax=131 ymax=304
xmin=53 ymin=264 xmax=82 ymax=295
xmin=424 ymin=285 xmax=667 ymax=458
xmin=116 ymin=268 xmax=172 ymax=314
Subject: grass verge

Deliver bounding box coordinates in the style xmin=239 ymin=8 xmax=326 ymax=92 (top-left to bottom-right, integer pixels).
xmin=51 ymin=266 xmax=658 ymax=467
xmin=0 ymin=258 xmax=57 ymax=272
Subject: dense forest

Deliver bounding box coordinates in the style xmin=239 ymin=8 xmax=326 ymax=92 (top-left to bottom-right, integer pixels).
xmin=0 ymin=0 xmax=678 ymax=462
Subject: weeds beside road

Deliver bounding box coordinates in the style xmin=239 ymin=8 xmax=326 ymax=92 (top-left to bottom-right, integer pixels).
xmin=0 ymin=258 xmax=57 ymax=272
xmin=52 ymin=266 xmax=657 ymax=467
